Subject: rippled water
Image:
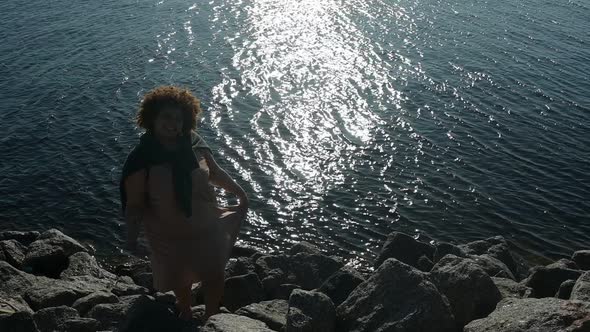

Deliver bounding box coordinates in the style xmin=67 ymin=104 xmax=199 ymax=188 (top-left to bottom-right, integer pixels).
xmin=1 ymin=0 xmax=589 ymax=269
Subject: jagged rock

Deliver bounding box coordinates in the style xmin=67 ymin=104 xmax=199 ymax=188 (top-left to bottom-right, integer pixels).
xmin=24 ymin=283 xmax=81 ymax=311
xmin=33 ymin=306 xmax=79 ymax=332
xmin=523 ymin=264 xmax=582 ymax=298
xmin=289 ymin=242 xmax=321 ymax=256
xmin=190 ymin=305 xmax=231 ymax=325
xmin=62 ymin=317 xmax=100 ymax=332
xmin=374 ymin=232 xmax=435 ymax=269
xmin=316 ymin=267 xmax=364 ymax=307
xmin=255 ymin=253 xmax=342 ymax=298
xmin=235 ymin=300 xmax=289 ymax=331
xmin=336 ymin=258 xmax=455 ymax=332
xmin=0 ymin=240 xmax=27 ymax=269
xmin=223 ymin=273 xmax=264 ymax=312
xmin=225 ymin=257 xmax=257 ymax=280
xmin=60 ymin=252 xmax=117 ymax=279
xmin=470 ymin=254 xmax=515 ymax=280
xmin=72 ymin=292 xmax=118 ymax=316
xmin=113 ymin=259 xmax=153 ymax=288
xmin=0 ymin=294 xmax=33 ymax=315
xmin=571 ymin=271 xmax=590 ymax=302
xmin=201 ymin=313 xmax=274 ymax=332
xmin=231 ymin=245 xmax=260 ymax=259
xmin=433 ymin=242 xmax=468 ymax=263
xmin=133 ymin=272 xmax=154 ymax=292
xmin=547 ymin=258 xmax=579 ymax=270
xmin=417 ymin=255 xmax=434 ymax=272
xmin=572 ymin=250 xmax=590 ymax=271
xmin=23 ymin=229 xmax=87 ymax=278
xmin=286 ymin=289 xmax=335 ymax=332
xmin=0 ymin=311 xmax=38 ymax=332
xmin=430 ymin=255 xmax=501 ymax=327
xmin=464 ymin=297 xmax=590 ymax=331
xmin=0 ymin=261 xmax=37 ymax=297
xmin=491 ymin=277 xmax=532 ymax=299
xmin=556 ymin=279 xmax=577 ymax=299
xmin=460 ymin=236 xmax=529 ymax=280
xmin=0 ymin=231 xmax=40 ymax=246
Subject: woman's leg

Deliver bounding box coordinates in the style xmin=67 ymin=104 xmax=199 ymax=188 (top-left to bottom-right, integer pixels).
xmin=173 ymin=283 xmax=192 ymax=320
xmin=203 ymin=274 xmax=224 ymax=319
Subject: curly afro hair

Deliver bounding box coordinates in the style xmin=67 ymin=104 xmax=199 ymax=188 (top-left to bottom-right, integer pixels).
xmin=136 ymin=86 xmax=202 ymax=134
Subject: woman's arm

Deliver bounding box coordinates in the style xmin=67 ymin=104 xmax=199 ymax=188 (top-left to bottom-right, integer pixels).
xmin=124 ymin=169 xmax=147 ymax=252
xmin=202 ymin=150 xmax=249 ymax=208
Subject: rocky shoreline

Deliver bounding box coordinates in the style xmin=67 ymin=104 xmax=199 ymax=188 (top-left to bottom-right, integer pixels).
xmin=1 ymin=229 xmax=589 ymax=331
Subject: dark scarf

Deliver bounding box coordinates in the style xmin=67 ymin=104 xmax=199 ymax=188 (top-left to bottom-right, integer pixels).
xmin=120 ymin=132 xmax=198 ymax=217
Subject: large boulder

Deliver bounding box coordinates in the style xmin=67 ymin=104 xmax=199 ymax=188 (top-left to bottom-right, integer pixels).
xmin=0 ymin=311 xmax=38 ymax=332
xmin=223 ymin=273 xmax=264 ymax=312
xmin=464 ymin=297 xmax=590 ymax=332
xmin=316 ymin=267 xmax=365 ymax=307
xmin=373 ymin=232 xmax=435 ymax=269
xmin=572 ymin=250 xmax=590 ymax=271
xmin=491 ymin=277 xmax=532 ymax=299
xmin=32 ymin=306 xmax=78 ymax=332
xmin=460 ymin=236 xmax=529 ymax=280
xmin=430 ymin=255 xmax=501 ymax=327
xmin=23 ymin=229 xmax=87 ymax=278
xmin=0 ymin=231 xmax=40 ymax=246
xmin=570 ymin=271 xmax=590 ymax=302
xmin=286 ymin=289 xmax=335 ymax=332
xmin=336 ymin=258 xmax=455 ymax=332
xmin=72 ymin=291 xmax=119 ymax=316
xmin=523 ymin=264 xmax=582 ymax=298
xmin=433 ymin=242 xmax=468 ymax=263
xmin=235 ymin=300 xmax=289 ymax=331
xmin=0 ymin=261 xmax=36 ymax=297
xmin=201 ymin=313 xmax=274 ymax=332
xmin=470 ymin=254 xmax=515 ymax=280
xmin=289 ymin=242 xmax=321 ymax=256
xmin=225 ymin=257 xmax=257 ymax=280
xmin=60 ymin=252 xmax=117 ymax=279
xmin=0 ymin=240 xmax=27 ymax=269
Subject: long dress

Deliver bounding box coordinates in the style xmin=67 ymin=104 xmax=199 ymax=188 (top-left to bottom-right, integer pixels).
xmin=124 ymin=137 xmax=243 ymax=292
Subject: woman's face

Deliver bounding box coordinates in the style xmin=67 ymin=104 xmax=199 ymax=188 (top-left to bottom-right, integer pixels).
xmin=153 ymin=107 xmax=183 ymax=139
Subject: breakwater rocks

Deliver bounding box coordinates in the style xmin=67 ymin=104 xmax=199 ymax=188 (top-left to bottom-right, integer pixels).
xmin=1 ymin=229 xmax=590 ymax=332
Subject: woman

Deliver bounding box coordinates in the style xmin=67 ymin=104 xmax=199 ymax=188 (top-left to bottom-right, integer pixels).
xmin=120 ymin=86 xmax=248 ymax=320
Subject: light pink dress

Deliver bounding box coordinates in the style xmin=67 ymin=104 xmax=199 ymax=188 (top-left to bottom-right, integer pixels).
xmin=125 ymin=136 xmax=243 ymax=291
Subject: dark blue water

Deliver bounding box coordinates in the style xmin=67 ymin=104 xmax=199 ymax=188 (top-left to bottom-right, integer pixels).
xmin=1 ymin=0 xmax=589 ymax=269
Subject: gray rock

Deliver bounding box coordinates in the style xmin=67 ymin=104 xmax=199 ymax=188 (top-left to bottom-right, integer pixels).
xmin=374 ymin=232 xmax=435 ymax=269
xmin=223 ymin=273 xmax=264 ymax=312
xmin=235 ymin=299 xmax=289 ymax=331
xmin=231 ymin=245 xmax=261 ymax=259
xmin=33 ymin=305 xmax=79 ymax=332
xmin=316 ymin=267 xmax=364 ymax=307
xmin=0 ymin=240 xmax=27 ymax=269
xmin=0 ymin=231 xmax=40 ymax=246
xmin=0 ymin=261 xmax=37 ymax=297
xmin=23 ymin=229 xmax=87 ymax=278
xmin=133 ymin=272 xmax=154 ymax=292
xmin=336 ymin=258 xmax=455 ymax=332
xmin=470 ymin=254 xmax=515 ymax=280
xmin=289 ymin=242 xmax=321 ymax=256
xmin=72 ymin=291 xmax=118 ymax=316
xmin=0 ymin=311 xmax=38 ymax=332
xmin=62 ymin=317 xmax=99 ymax=332
xmin=491 ymin=277 xmax=532 ymax=299
xmin=24 ymin=284 xmax=81 ymax=311
xmin=191 ymin=305 xmax=231 ymax=325
xmin=464 ymin=297 xmax=590 ymax=332
xmin=275 ymin=284 xmax=301 ymax=300
xmin=572 ymin=250 xmax=590 ymax=271
xmin=417 ymin=255 xmax=435 ymax=272
xmin=0 ymin=294 xmax=33 ymax=315
xmin=430 ymin=255 xmax=501 ymax=327
xmin=286 ymin=289 xmax=335 ymax=332
xmin=154 ymin=291 xmax=176 ymax=305
xmin=60 ymin=252 xmax=117 ymax=279
xmin=460 ymin=236 xmax=529 ymax=280
xmin=201 ymin=313 xmax=274 ymax=332
xmin=523 ymin=264 xmax=582 ymax=298
xmin=433 ymin=242 xmax=468 ymax=263
xmin=571 ymin=271 xmax=590 ymax=302
xmin=225 ymin=257 xmax=257 ymax=280
xmin=547 ymin=258 xmax=579 ymax=270
xmin=556 ymin=279 xmax=577 ymax=300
